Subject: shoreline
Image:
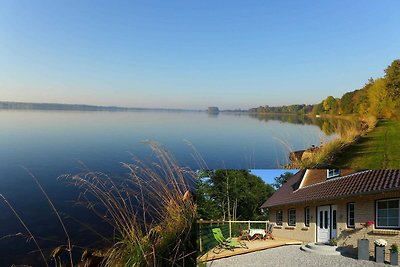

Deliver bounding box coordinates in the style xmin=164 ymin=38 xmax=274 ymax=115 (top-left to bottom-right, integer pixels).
xmin=286 ymin=116 xmax=378 ymax=169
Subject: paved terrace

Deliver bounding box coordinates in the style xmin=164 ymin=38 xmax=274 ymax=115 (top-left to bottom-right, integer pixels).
xmin=198 ymin=237 xmax=302 ymax=263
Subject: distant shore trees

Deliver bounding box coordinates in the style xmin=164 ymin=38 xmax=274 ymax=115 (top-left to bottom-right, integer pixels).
xmin=250 ymin=59 xmax=400 ymax=120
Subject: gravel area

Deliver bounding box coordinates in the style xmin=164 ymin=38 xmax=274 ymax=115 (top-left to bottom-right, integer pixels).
xmin=206 ymin=245 xmax=388 ymax=267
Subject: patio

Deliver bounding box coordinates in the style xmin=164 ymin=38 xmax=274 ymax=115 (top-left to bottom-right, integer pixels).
xmin=198 ymin=237 xmax=302 ymax=263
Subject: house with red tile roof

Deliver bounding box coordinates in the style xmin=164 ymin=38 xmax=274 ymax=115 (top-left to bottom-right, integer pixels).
xmin=261 ymin=169 xmax=400 ymax=257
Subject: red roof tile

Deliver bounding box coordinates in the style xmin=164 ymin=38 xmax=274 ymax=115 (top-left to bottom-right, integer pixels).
xmin=261 ymin=170 xmax=400 ymax=208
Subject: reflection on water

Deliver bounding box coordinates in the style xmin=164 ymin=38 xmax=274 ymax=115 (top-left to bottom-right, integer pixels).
xmin=0 ymin=110 xmax=347 ymax=265
xmin=248 ymin=113 xmax=357 ymax=136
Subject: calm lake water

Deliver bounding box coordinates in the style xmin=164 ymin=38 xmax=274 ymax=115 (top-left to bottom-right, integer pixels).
xmin=0 ymin=110 xmax=338 ymax=265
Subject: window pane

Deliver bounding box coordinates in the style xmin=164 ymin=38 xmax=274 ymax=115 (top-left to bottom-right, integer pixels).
xmin=378 ymin=218 xmax=386 ymax=226
xmin=288 ymin=209 xmax=296 ymax=225
xmin=378 ymin=201 xmax=388 ymax=209
xmin=319 ymin=211 xmax=323 ymax=228
xmin=276 ymin=210 xmax=283 ymax=225
xmin=389 ymin=200 xmax=399 ymax=209
xmin=388 ymin=209 xmax=399 ymax=217
xmin=388 ymin=217 xmax=399 ymax=227
xmin=379 ymin=209 xmax=388 ymax=217
xmin=324 ymin=211 xmax=328 ymax=229
xmin=333 ymin=210 xmax=337 ymax=229
xmin=349 ymin=204 xmax=354 ymax=212
xmin=305 ymin=207 xmax=310 ymax=226
xmin=347 ymin=203 xmax=355 ymax=227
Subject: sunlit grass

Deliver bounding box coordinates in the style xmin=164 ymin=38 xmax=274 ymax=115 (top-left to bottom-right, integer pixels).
xmin=287 ymin=116 xmax=377 ymax=168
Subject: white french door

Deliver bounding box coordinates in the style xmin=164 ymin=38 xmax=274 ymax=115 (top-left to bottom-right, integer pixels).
xmin=317 ymin=206 xmax=330 ymax=243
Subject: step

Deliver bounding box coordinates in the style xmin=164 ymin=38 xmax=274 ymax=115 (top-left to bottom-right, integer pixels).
xmin=306 ymin=242 xmax=338 ymax=251
xmin=300 ymin=243 xmax=341 ymax=255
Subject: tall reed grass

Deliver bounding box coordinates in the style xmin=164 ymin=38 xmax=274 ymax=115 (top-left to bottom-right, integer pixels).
xmin=69 ymin=141 xmax=197 ymax=266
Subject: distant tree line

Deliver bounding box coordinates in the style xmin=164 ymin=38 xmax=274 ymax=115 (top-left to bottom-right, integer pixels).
xmin=248 ymin=104 xmax=314 ymax=115
xmin=249 ymin=59 xmax=400 ymax=119
xmin=0 ymin=101 xmax=199 ymax=112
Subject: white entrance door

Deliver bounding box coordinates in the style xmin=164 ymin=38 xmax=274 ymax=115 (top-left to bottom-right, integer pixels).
xmin=317 ymin=206 xmax=330 ymax=243
xmin=331 ymin=205 xmax=337 ymax=239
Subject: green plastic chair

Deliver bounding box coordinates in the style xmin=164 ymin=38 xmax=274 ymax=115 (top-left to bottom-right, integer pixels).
xmin=211 ymin=228 xmax=248 ymax=254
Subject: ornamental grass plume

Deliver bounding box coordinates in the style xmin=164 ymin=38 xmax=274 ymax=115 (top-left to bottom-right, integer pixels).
xmin=68 ymin=141 xmax=197 ymax=266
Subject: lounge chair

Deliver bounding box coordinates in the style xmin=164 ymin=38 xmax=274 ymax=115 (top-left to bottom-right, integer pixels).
xmin=265 ymin=223 xmax=275 ymax=240
xmin=211 ymin=228 xmax=248 ymax=254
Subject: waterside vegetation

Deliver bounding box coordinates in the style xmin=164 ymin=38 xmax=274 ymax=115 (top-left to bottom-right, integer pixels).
xmin=1 ymin=142 xmax=197 ymax=266
xmin=262 ymin=59 xmax=400 ymax=168
xmin=287 ymin=115 xmax=377 ymax=168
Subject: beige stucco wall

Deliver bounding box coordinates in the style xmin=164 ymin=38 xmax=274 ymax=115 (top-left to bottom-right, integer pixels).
xmin=270 ymin=205 xmax=316 ymax=243
xmin=268 ymin=191 xmax=400 ymax=261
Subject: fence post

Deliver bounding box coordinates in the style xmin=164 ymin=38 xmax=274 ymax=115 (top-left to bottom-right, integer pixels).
xmin=199 ymin=221 xmax=203 ymax=254
xmin=248 ymin=220 xmax=250 ymax=230
xmin=229 ymin=220 xmax=232 ymax=238
xmin=266 ymin=221 xmax=268 ymax=230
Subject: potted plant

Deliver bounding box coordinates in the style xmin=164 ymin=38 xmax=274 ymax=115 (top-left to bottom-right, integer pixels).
xmin=390 ymin=244 xmax=398 ymax=266
xmin=374 ymin=239 xmax=387 ymax=263
xmin=329 ymin=238 xmax=337 ymax=246
xmin=358 ymin=221 xmax=374 ymax=260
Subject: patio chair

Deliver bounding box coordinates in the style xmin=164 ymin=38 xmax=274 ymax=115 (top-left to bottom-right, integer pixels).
xmin=211 ymin=228 xmax=248 ymax=254
xmin=265 ymin=223 xmax=275 ymax=240
xmin=238 ymin=229 xmax=251 ymax=241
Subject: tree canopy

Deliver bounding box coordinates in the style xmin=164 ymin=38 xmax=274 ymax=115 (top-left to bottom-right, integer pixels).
xmin=197 ymin=170 xmax=275 ymax=220
xmin=272 ymin=171 xmax=294 ymax=189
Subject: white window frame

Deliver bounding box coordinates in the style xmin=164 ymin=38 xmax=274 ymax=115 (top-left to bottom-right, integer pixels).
xmin=327 ymin=169 xmax=340 ymax=179
xmin=347 ymin=202 xmax=355 ymax=228
xmin=376 ymin=198 xmax=400 ymax=229
xmin=288 ymin=208 xmax=296 ymax=226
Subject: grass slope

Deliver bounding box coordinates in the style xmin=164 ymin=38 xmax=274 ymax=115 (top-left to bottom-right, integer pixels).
xmin=332 ymin=119 xmax=400 ymax=169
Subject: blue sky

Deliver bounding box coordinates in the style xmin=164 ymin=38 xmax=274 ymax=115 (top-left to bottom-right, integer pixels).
xmin=250 ymin=169 xmax=297 ymax=185
xmin=1 ymin=1 xmax=399 ymax=109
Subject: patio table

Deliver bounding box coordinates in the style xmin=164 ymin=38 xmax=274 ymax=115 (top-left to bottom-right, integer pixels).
xmin=249 ymin=229 xmax=266 ymax=239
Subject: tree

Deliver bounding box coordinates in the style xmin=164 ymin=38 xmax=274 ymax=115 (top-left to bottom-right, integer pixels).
xmin=322 ymin=96 xmax=339 ymax=115
xmin=339 ymin=91 xmax=357 ymax=114
xmin=311 ymin=102 xmax=324 ymax=115
xmin=385 ymin=59 xmax=400 ymax=100
xmin=367 ymin=78 xmax=387 ymax=118
xmin=272 ymin=172 xmax=294 ymax=189
xmin=197 ymin=170 xmax=275 ymax=220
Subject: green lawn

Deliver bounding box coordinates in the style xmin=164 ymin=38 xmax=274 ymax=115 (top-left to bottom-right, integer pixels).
xmin=332 ymin=119 xmax=400 ymax=169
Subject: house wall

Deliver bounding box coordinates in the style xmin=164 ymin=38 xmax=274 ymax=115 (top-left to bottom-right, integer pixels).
xmin=270 ymin=205 xmax=316 ymax=242
xmin=269 ymin=191 xmax=400 ymax=262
